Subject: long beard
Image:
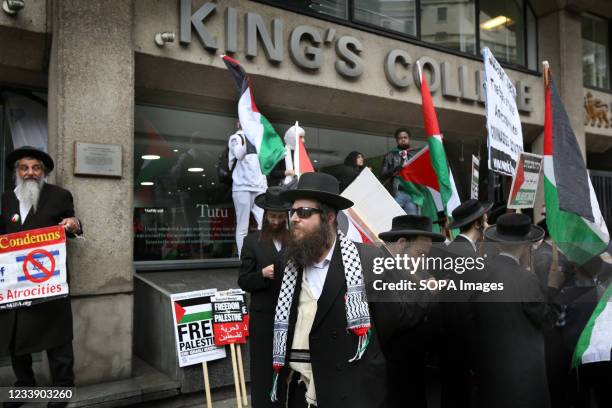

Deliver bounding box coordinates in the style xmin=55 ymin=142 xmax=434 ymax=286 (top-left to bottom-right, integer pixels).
xmin=260 ymin=218 xmax=289 ymax=243
xmin=15 ymin=176 xmax=44 ymax=213
xmin=285 ymin=220 xmax=335 ymax=267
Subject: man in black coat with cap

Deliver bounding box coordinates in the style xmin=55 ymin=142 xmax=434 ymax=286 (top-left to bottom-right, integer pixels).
xmin=0 ymin=146 xmax=82 ymax=408
xmin=473 ymin=213 xmax=562 ymax=408
xmin=270 ymin=173 xmax=423 ymax=408
xmin=238 ymin=186 xmax=290 ymax=408
xmin=378 ymin=215 xmax=445 ymax=408
xmin=438 ymin=199 xmax=491 ymax=408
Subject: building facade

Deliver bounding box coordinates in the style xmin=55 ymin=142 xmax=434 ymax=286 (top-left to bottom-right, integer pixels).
xmin=1 ymin=0 xmax=612 ymax=394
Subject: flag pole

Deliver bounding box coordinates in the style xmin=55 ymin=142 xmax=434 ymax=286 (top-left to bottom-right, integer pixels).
xmin=345 ymin=207 xmax=381 ymax=244
xmin=416 ymin=60 xmax=423 ymax=86
xmin=542 ymin=60 xmax=559 ymax=275
xmin=294 ymin=121 xmax=300 ymax=179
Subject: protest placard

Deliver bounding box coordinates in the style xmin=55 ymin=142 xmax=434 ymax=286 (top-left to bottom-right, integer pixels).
xmin=342 ymin=168 xmax=406 ymax=242
xmin=217 ymin=289 xmax=249 ymax=407
xmin=171 ymin=289 xmax=227 ymax=368
xmin=482 ymin=47 xmax=524 ymax=176
xmin=211 ymin=294 xmax=247 ymax=346
xmin=471 ymin=155 xmax=480 ymax=200
xmin=0 ymin=226 xmax=68 ymax=311
xmin=507 ymin=152 xmax=543 ymax=209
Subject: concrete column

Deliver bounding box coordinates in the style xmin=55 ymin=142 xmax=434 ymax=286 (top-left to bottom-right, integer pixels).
xmin=47 ymin=0 xmax=134 ymax=385
xmin=538 ymin=8 xmax=585 ymax=157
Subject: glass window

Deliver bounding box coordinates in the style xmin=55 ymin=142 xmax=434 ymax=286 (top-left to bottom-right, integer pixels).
xmin=277 ymin=0 xmax=348 ymax=20
xmin=133 ymin=104 xmax=398 ymax=262
xmin=353 ymin=0 xmax=417 ymax=36
xmin=582 ymin=13 xmax=609 ymax=89
xmin=479 ymin=0 xmax=525 ymax=66
xmin=420 ymin=0 xmax=476 ymax=54
xmin=526 ymin=5 xmax=537 ymax=71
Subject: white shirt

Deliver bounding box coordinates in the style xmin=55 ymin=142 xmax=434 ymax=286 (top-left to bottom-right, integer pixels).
xmin=304 ymin=238 xmax=336 ymax=299
xmin=273 ymin=239 xmax=282 ymax=252
xmin=458 ymin=233 xmax=478 ymax=252
xmin=14 ymin=185 xmax=32 ymax=225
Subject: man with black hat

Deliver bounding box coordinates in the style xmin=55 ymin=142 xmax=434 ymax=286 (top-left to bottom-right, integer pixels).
xmin=238 ymin=186 xmax=290 ymax=408
xmin=438 ymin=199 xmax=491 ymax=408
xmin=378 ymin=215 xmax=446 ymax=408
xmin=271 ymin=172 xmax=418 ymax=408
xmin=0 ymin=146 xmax=82 ymax=408
xmin=473 ymin=213 xmax=563 ymax=408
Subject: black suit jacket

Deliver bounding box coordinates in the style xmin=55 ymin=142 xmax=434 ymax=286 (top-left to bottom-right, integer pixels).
xmin=0 ymin=183 xmax=80 ymax=356
xmin=238 ymin=231 xmax=284 ymax=408
xmin=473 ymin=254 xmax=560 ymax=408
xmin=275 ymin=239 xmax=425 ymax=408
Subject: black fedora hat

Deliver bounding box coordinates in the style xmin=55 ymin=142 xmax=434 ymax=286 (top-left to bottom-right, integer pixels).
xmin=379 ymin=215 xmax=446 ymax=242
xmin=484 ymin=213 xmax=544 ymax=243
xmin=255 ymin=186 xmax=292 ymax=211
xmin=280 ymin=172 xmax=353 ymax=210
xmin=448 ymin=199 xmax=493 ymax=229
xmin=6 ymin=146 xmax=54 ymax=172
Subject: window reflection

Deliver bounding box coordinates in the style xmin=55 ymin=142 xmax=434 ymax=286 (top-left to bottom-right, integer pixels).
xmin=287 ymin=0 xmax=348 ymax=19
xmin=354 ymin=0 xmax=417 ymax=36
xmin=420 ymin=0 xmax=476 ymax=54
xmin=582 ymin=13 xmax=609 ymax=89
xmin=479 ymin=0 xmax=525 ymax=66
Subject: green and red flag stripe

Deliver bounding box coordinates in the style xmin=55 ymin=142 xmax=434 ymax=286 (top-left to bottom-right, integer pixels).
xmin=396 ymin=66 xmax=460 ymax=229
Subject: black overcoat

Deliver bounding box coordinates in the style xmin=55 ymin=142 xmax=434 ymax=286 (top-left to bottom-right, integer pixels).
xmin=0 ymin=183 xmax=78 ymax=356
xmin=274 ymin=240 xmax=425 ymax=408
xmin=438 ymin=235 xmax=480 ymax=408
xmin=238 ymin=231 xmax=284 ymax=408
xmin=473 ymin=254 xmax=560 ymax=408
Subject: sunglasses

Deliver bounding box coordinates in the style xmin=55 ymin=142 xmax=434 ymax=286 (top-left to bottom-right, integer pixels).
xmin=289 ymin=207 xmax=322 ymax=219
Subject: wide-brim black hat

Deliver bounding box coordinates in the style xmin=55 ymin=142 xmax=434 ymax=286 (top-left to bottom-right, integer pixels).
xmin=379 ymin=215 xmax=446 ymax=242
xmin=485 ymin=213 xmax=544 ymax=243
xmin=255 ymin=186 xmax=292 ymax=211
xmin=6 ymin=146 xmax=54 ymax=172
xmin=448 ymin=199 xmax=493 ymax=229
xmin=280 ymin=172 xmax=353 ymax=210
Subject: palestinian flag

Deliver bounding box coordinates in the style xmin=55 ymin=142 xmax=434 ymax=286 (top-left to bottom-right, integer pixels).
xmin=543 ymin=71 xmax=609 ymax=265
xmin=136 ymin=119 xmax=175 ymax=185
xmin=221 ymin=55 xmax=285 ymax=175
xmin=294 ymin=129 xmax=314 ymax=177
xmin=174 ymin=297 xmax=213 ymax=325
xmin=572 ymin=282 xmax=612 ymax=367
xmin=397 ymin=67 xmax=460 ymax=228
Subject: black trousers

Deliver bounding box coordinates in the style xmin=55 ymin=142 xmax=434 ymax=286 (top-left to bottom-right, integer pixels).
xmin=11 ymin=342 xmax=74 ymax=387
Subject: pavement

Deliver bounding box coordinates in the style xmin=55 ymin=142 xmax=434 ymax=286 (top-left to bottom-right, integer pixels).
xmin=1 ymin=356 xmax=249 ymax=408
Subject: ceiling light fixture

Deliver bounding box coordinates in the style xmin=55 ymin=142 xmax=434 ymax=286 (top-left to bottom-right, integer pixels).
xmin=188 ymin=167 xmax=204 ymax=172
xmin=140 ymin=181 xmax=154 ymax=186
xmin=480 ymin=15 xmax=512 ymax=30
xmin=142 ymin=154 xmax=160 ymax=160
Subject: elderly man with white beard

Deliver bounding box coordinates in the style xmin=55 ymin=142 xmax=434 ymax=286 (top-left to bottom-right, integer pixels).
xmin=0 ymin=146 xmax=81 ymax=408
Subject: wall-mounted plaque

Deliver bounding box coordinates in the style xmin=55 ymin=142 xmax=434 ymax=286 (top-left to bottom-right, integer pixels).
xmin=74 ymin=142 xmax=122 ymax=178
